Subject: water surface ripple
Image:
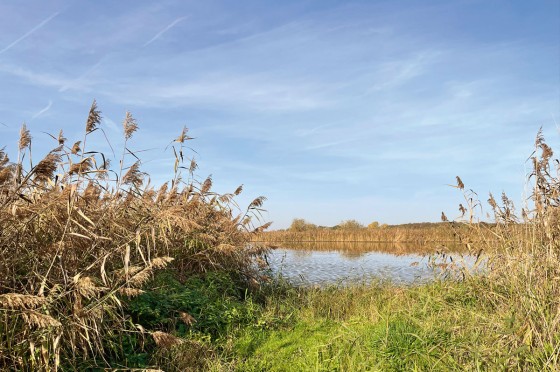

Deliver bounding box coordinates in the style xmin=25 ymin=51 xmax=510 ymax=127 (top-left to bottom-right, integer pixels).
xmin=267 ymin=244 xmax=474 ymax=285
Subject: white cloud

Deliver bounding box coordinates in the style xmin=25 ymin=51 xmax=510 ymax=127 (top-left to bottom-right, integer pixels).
xmin=100 ymin=75 xmax=331 ymax=111
xmin=0 ymin=63 xmax=73 ymax=89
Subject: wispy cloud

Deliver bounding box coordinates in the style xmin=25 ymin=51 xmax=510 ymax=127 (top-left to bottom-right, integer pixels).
xmin=0 ymin=62 xmax=100 ymax=93
xmin=59 ymin=59 xmax=105 ymax=92
xmin=143 ymin=16 xmax=188 ymax=47
xmin=102 ymin=116 xmax=120 ymax=134
xmin=0 ymin=63 xmax=71 ymax=88
xmin=365 ymin=51 xmax=441 ymax=94
xmin=0 ymin=11 xmax=60 ymax=55
xmin=304 ymin=138 xmax=359 ymax=151
xmin=100 ymin=75 xmax=330 ymax=111
xmin=31 ymin=100 xmax=53 ymax=120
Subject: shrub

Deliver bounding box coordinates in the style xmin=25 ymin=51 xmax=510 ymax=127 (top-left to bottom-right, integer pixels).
xmin=367 ymin=221 xmax=379 ymax=229
xmin=337 ymin=219 xmax=365 ymax=230
xmin=289 ymin=218 xmax=316 ymax=232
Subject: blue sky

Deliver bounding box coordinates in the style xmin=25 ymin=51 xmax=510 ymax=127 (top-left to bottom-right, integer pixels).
xmin=0 ymin=0 xmax=559 ymax=229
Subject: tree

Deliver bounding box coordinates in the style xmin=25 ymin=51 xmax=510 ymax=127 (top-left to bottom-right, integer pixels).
xmin=289 ymin=218 xmax=316 ymax=232
xmin=338 ymin=219 xmax=365 ymax=230
xmin=368 ymin=221 xmax=379 ymax=229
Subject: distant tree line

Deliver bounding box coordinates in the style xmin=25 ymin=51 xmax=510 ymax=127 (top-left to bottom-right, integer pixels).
xmin=288 ymin=218 xmax=389 ymax=232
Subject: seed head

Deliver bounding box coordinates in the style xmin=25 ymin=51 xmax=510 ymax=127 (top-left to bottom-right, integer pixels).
xmin=19 ymin=123 xmax=31 ymax=150
xmin=123 ymin=111 xmax=138 ymax=140
xmin=85 ymin=100 xmax=101 ymax=133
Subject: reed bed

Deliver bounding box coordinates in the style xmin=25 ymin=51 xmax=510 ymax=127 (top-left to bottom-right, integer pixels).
xmin=254 ymin=223 xmax=485 ymax=244
xmin=277 ymin=240 xmax=465 ymax=255
xmin=0 ymin=101 xmax=269 ymax=370
xmin=460 ymin=130 xmax=560 ymax=368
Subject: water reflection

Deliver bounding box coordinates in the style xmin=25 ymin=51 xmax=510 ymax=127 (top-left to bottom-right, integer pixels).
xmin=267 ymin=242 xmax=477 ymax=286
xmin=280 ymin=241 xmax=465 ymax=256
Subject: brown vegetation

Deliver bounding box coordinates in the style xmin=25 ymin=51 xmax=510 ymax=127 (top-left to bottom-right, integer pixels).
xmin=448 ymin=129 xmax=560 ymax=366
xmin=254 ymin=221 xmax=482 ymax=244
xmin=0 ymin=101 xmax=268 ymax=370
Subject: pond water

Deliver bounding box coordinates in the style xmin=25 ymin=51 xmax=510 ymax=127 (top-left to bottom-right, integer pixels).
xmin=265 ymin=242 xmax=479 ymax=286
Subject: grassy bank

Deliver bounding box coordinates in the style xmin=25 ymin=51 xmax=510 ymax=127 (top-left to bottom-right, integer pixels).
xmin=213 ymin=275 xmax=557 ymax=371
xmin=104 ymin=259 xmax=557 ymax=371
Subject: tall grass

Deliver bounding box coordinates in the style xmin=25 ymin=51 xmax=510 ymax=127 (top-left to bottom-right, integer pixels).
xmin=0 ymin=101 xmax=269 ymax=370
xmin=463 ymin=129 xmax=560 ymax=366
xmin=255 ymin=223 xmax=484 ymax=244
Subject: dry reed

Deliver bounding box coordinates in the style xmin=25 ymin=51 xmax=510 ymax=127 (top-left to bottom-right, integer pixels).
xmin=0 ymin=101 xmax=269 ymax=370
xmin=254 ymin=223 xmax=485 ymax=245
xmin=441 ymin=128 xmax=560 ymax=367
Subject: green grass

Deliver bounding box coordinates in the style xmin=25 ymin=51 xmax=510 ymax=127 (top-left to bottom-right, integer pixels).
xmin=199 ymin=277 xmax=554 ymax=371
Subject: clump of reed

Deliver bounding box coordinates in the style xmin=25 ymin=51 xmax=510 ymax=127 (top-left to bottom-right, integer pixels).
xmin=0 ymin=101 xmax=269 ymax=370
xmin=445 ymin=129 xmax=560 ymax=367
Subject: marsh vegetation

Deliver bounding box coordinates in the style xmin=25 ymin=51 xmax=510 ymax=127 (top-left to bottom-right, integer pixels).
xmin=0 ymin=104 xmax=558 ymax=370
xmin=254 ymin=220 xmax=493 ymax=246
xmin=0 ymin=102 xmax=270 ymax=370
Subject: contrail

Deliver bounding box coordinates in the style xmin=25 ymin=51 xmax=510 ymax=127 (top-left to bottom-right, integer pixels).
xmin=0 ymin=11 xmax=60 ymax=55
xmin=59 ymin=58 xmax=104 ymax=92
xmin=31 ymin=100 xmax=53 ymax=120
xmin=143 ymin=16 xmax=187 ymax=47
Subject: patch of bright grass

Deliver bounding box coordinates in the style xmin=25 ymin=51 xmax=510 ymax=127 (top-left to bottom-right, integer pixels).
xmin=209 ymin=278 xmax=550 ymax=371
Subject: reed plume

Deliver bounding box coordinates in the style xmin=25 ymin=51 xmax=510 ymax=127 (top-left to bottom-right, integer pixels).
xmin=19 ymin=123 xmax=31 ymax=150
xmin=123 ymin=111 xmax=138 ymax=139
xmin=33 ymin=152 xmax=61 ymax=181
xmin=85 ymin=100 xmax=101 ymax=133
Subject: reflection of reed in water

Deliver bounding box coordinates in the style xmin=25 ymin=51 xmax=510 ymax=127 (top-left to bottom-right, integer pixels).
xmin=292 ymin=249 xmax=313 ymax=258
xmin=280 ymin=241 xmax=465 ymax=255
xmin=339 ymin=250 xmax=366 ymax=259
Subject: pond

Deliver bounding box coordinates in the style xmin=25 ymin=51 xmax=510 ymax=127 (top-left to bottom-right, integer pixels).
xmin=265 ymin=242 xmax=481 ymax=286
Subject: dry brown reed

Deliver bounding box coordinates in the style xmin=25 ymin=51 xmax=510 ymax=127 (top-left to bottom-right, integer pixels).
xmin=0 ymin=293 xmax=46 ymax=309
xmin=255 ymin=223 xmax=484 ymax=246
xmin=445 ymin=129 xmax=560 ymax=367
xmin=151 ymin=331 xmax=184 ymax=348
xmin=0 ymin=101 xmax=269 ymax=370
